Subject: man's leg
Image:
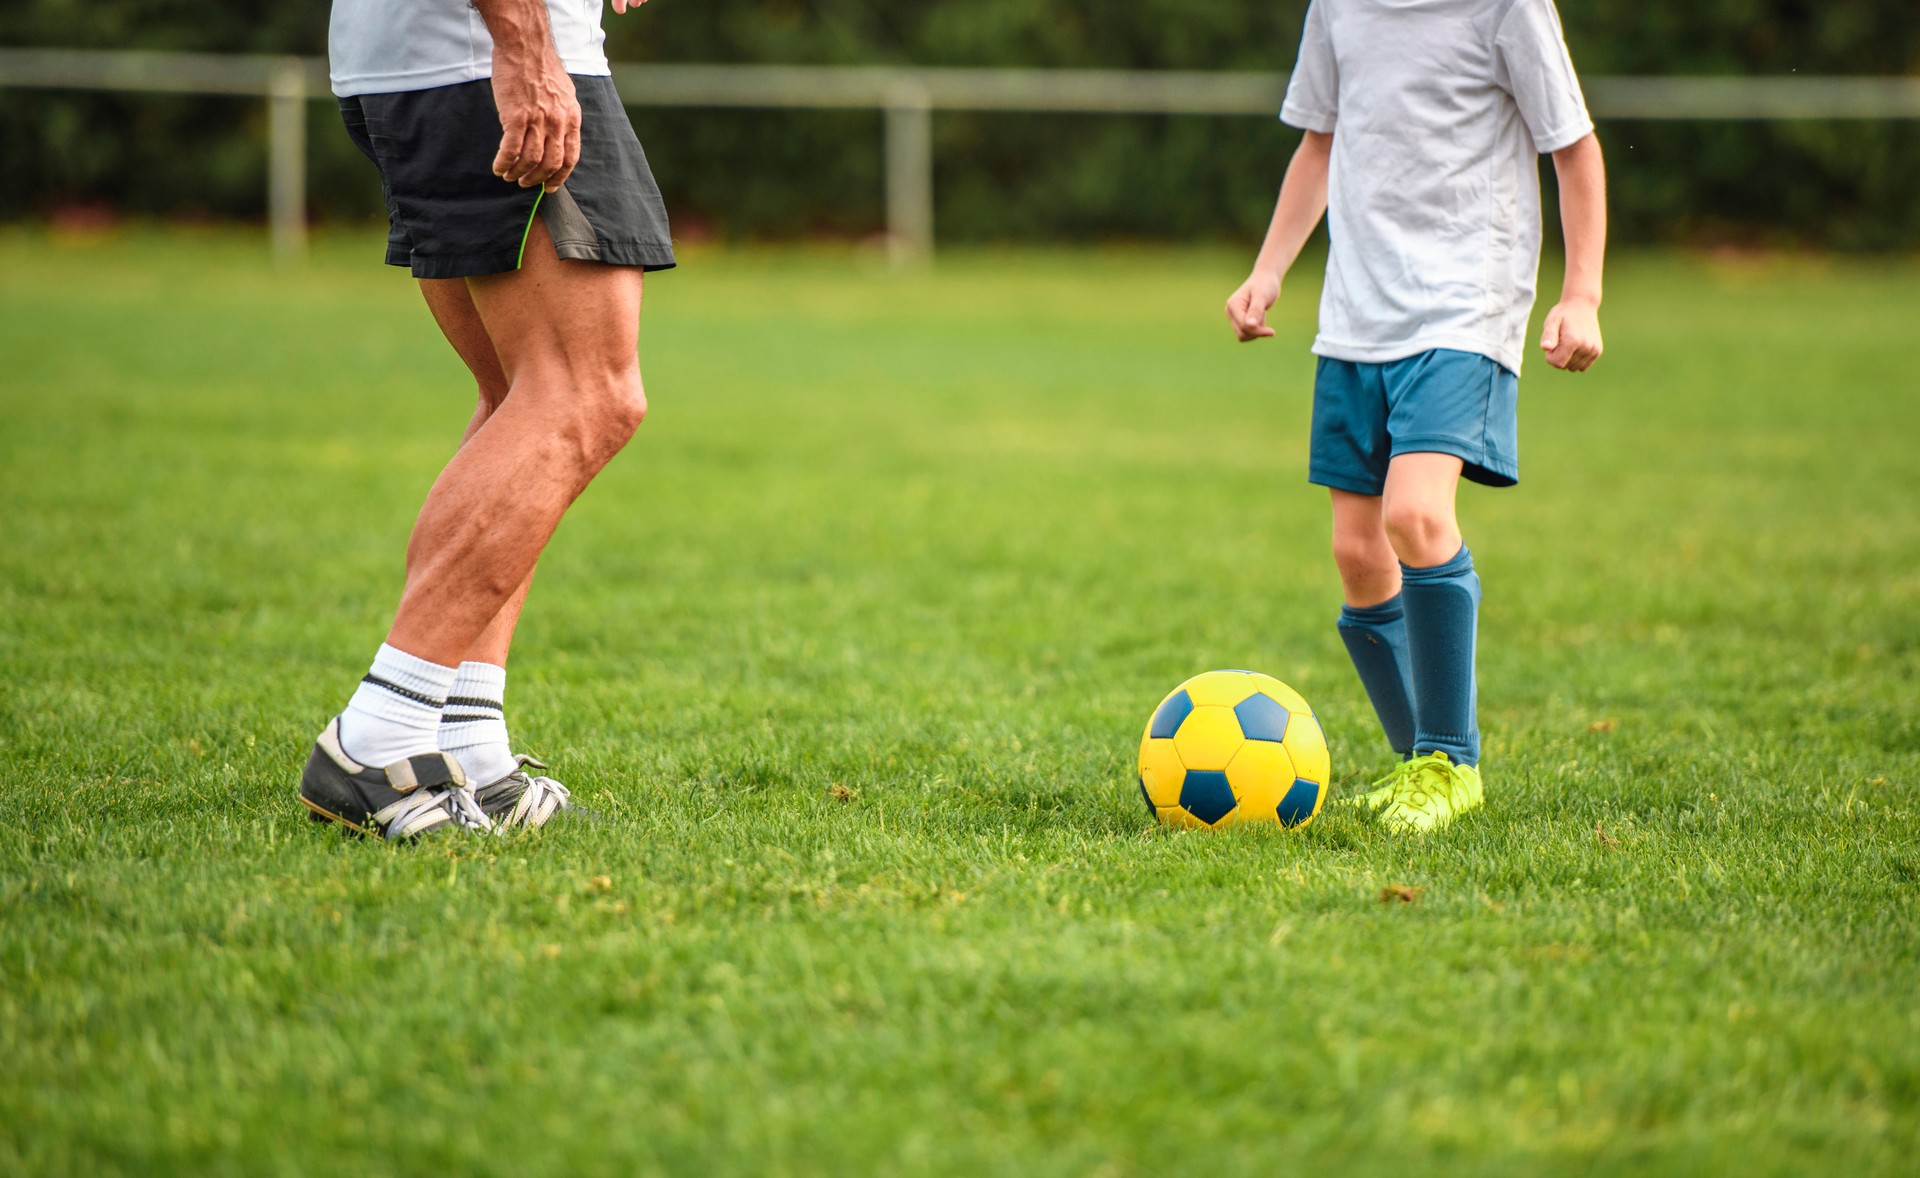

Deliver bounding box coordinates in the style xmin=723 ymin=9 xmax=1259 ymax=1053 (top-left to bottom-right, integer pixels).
xmin=319 ymin=221 xmax=643 ymax=816
xmin=1382 ymin=453 xmax=1480 ymax=767
xmin=1330 ymin=489 xmax=1416 ymax=758
xmin=415 ymin=278 xmax=539 ymax=788
xmin=387 ymin=218 xmax=646 ymax=665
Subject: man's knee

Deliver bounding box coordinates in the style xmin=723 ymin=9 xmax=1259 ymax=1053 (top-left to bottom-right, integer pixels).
xmin=556 ymin=369 xmax=646 ymax=472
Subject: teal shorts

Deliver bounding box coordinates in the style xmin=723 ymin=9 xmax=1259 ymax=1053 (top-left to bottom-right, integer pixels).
xmin=1309 ymin=348 xmax=1519 ymax=496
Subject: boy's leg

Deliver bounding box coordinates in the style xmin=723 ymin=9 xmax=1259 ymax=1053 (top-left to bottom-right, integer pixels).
xmin=1382 ymin=452 xmax=1480 ymax=767
xmin=1329 ymin=489 xmax=1416 ymax=758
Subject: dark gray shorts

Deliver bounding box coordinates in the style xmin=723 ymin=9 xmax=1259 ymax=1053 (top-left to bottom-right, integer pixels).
xmin=339 ymin=75 xmax=676 ymax=279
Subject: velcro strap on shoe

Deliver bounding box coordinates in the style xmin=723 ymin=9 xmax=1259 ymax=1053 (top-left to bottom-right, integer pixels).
xmin=387 ymin=753 xmax=467 ymax=793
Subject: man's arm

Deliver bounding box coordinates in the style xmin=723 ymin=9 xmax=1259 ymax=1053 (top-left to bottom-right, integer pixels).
xmin=474 ymin=0 xmax=581 ymax=192
xmin=1227 ymin=131 xmax=1332 ymax=343
xmin=1541 ymin=131 xmax=1606 ymax=372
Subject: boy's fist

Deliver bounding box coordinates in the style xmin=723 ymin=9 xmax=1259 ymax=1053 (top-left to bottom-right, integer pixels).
xmin=1227 ymin=273 xmax=1282 ymax=342
xmin=1542 ymin=300 xmax=1603 ymax=372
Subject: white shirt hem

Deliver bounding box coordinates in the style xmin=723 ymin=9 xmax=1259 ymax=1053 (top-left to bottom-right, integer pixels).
xmin=331 ymin=55 xmax=612 ymax=98
xmin=1312 ymin=334 xmax=1524 ymax=378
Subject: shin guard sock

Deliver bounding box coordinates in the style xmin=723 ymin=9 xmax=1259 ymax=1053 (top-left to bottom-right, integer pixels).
xmin=338 ymin=644 xmax=457 ymax=767
xmin=1401 ymin=545 xmax=1481 ymax=767
xmin=439 ymin=661 xmax=518 ymax=786
xmin=1337 ymin=595 xmax=1416 ymax=757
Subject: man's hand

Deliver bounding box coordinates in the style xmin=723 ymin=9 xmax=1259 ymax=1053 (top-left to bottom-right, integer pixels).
xmin=480 ymin=0 xmax=582 ymax=192
xmin=1541 ymin=298 xmax=1602 ymax=372
xmin=1226 ymin=272 xmax=1282 ymax=342
xmin=611 ymin=0 xmax=650 ymax=11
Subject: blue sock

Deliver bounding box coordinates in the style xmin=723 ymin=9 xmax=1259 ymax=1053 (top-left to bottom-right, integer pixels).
xmin=1337 ymin=595 xmax=1416 ymax=757
xmin=1400 ymin=545 xmax=1481 ymax=767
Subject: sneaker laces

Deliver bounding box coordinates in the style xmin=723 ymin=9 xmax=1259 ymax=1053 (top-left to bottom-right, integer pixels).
xmin=476 ymin=756 xmax=572 ymax=827
xmin=444 ymin=784 xmax=494 ymax=831
xmin=1385 ymin=753 xmax=1454 ymax=815
xmin=378 ymin=783 xmax=494 ymax=838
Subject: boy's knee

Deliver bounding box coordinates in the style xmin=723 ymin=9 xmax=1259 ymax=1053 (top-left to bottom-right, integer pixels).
xmin=1382 ymin=500 xmax=1459 ymax=566
xmin=1331 ymin=532 xmax=1387 ymax=580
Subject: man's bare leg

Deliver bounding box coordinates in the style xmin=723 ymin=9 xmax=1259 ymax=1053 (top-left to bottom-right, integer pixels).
xmin=387 ymin=218 xmax=646 ymax=665
xmin=414 ymin=278 xmax=543 ymax=793
xmin=416 ymin=277 xmax=536 ymax=670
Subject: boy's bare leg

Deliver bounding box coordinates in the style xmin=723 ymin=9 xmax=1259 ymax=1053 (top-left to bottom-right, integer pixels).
xmin=1330 ymin=489 xmax=1416 ymax=761
xmin=1380 ymin=452 xmax=1464 ymax=569
xmin=1380 ymin=451 xmax=1481 ymax=779
xmin=1329 ymin=490 xmax=1400 ymax=607
xmin=387 ymin=218 xmax=647 ymax=666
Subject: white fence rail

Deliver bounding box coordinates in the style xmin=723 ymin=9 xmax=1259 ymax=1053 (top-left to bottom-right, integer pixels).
xmin=4 ymin=48 xmax=1918 ymax=265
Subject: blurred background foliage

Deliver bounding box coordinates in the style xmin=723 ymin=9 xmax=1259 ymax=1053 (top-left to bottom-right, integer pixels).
xmin=2 ymin=0 xmax=1918 ymax=247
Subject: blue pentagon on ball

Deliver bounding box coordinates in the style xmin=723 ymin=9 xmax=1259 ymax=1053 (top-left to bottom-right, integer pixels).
xmin=1148 ymin=689 xmax=1193 ymax=739
xmin=1233 ymin=692 xmax=1291 ymax=743
xmin=1178 ymin=770 xmax=1237 ymax=826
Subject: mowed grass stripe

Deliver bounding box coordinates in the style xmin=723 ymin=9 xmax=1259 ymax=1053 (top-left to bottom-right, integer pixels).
xmin=0 ymin=231 xmax=1915 ymax=1175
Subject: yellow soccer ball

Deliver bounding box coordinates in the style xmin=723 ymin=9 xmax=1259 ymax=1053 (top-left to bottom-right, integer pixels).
xmin=1137 ymin=670 xmax=1331 ymax=830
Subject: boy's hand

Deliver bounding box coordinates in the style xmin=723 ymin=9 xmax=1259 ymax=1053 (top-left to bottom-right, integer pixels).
xmin=1227 ymin=273 xmax=1282 ymax=342
xmin=1541 ymin=299 xmax=1603 ymax=372
xmin=611 ymin=0 xmax=650 ymax=11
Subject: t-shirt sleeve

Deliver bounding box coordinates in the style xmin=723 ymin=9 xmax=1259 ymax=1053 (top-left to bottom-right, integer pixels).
xmin=1493 ymin=0 xmax=1593 ymax=154
xmin=1280 ymin=1 xmax=1338 ymax=133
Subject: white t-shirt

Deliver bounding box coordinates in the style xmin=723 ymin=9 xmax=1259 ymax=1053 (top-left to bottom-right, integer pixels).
xmin=329 ymin=0 xmax=611 ymax=98
xmin=1281 ymin=0 xmax=1592 ymax=375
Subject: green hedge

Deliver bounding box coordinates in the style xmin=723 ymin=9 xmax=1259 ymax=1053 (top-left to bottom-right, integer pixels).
xmin=3 ymin=1 xmax=1917 ymax=247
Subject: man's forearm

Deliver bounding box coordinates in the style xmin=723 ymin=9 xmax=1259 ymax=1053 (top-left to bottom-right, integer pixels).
xmin=1554 ymin=134 xmax=1607 ymax=306
xmin=474 ymin=0 xmax=558 ymax=57
xmin=1252 ymin=131 xmax=1333 ymax=281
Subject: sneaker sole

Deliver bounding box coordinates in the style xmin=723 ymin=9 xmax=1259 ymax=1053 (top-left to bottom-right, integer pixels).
xmin=299 ymin=793 xmax=373 ymax=836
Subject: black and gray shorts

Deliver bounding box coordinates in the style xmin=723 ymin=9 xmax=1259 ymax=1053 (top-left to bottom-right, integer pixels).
xmin=339 ymin=75 xmax=676 ymax=279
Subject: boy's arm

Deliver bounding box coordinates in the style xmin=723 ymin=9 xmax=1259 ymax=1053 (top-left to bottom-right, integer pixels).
xmin=1227 ymin=130 xmax=1332 ymax=343
xmin=1542 ymin=131 xmax=1606 ymax=372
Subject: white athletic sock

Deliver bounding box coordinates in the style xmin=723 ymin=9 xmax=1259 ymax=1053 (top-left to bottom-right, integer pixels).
xmin=337 ymin=644 xmax=458 ymax=769
xmin=438 ymin=661 xmax=518 ymax=785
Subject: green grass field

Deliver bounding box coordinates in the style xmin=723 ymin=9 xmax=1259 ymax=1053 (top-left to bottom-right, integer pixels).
xmin=2 ymin=229 xmax=1917 ymax=1175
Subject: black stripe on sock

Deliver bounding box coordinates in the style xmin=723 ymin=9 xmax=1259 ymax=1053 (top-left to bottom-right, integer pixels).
xmin=445 ymin=695 xmax=504 ymax=712
xmin=362 ymin=674 xmax=444 ymax=708
xmin=440 ymin=713 xmax=501 ymax=725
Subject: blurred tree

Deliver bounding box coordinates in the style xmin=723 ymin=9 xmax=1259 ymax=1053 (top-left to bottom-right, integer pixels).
xmin=2 ymin=0 xmax=1917 ymax=247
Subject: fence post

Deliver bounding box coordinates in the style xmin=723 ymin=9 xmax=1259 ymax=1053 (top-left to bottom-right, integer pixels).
xmin=267 ymin=57 xmax=308 ymax=266
xmin=884 ymin=80 xmax=934 ymax=267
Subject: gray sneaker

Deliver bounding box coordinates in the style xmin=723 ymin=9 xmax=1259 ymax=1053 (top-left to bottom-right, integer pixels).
xmin=472 ymin=755 xmax=583 ymax=830
xmin=299 ymin=717 xmax=494 ymax=839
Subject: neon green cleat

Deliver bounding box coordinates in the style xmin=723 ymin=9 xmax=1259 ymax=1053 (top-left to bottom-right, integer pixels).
xmin=1370 ymin=751 xmax=1484 ymax=833
xmin=1343 ymin=761 xmax=1413 ymax=812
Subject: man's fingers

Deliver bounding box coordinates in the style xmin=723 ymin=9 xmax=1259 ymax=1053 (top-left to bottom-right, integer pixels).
xmin=494 ymin=117 xmax=532 ymax=180
xmin=1540 ymin=312 xmax=1562 ymax=353
xmin=546 ymin=116 xmax=582 ymax=192
xmin=523 ymin=117 xmax=570 ymax=189
xmin=502 ymin=119 xmax=547 ymax=184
